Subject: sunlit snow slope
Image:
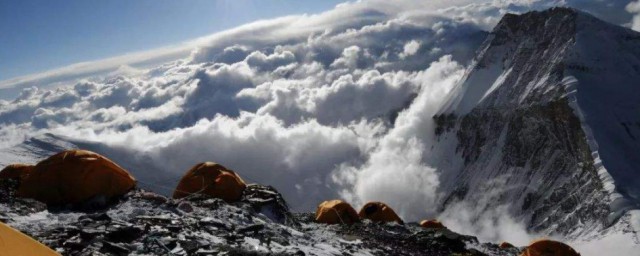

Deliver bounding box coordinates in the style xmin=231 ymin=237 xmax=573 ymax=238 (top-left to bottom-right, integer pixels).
xmin=434 ymin=7 xmax=640 ymax=242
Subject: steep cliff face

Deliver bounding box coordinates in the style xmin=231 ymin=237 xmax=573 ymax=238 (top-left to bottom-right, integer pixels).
xmin=433 ymin=7 xmax=640 ymax=239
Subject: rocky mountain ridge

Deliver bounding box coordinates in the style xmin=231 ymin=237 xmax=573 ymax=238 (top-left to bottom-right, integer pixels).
xmin=432 ymin=7 xmax=640 ymax=240
xmin=0 ymin=177 xmax=520 ymax=256
xmin=1 ymin=7 xmax=640 ymax=255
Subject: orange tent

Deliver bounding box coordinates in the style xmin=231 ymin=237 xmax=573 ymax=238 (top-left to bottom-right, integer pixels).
xmin=315 ymin=200 xmax=360 ymax=225
xmin=0 ymin=164 xmax=34 ymax=181
xmin=17 ymin=150 xmax=136 ymax=205
xmin=499 ymin=242 xmax=515 ymax=249
xmin=419 ymin=219 xmax=446 ymax=229
xmin=520 ymin=239 xmax=580 ymax=256
xmin=0 ymin=222 xmax=59 ymax=255
xmin=173 ymin=162 xmax=246 ymax=202
xmin=358 ymin=202 xmax=404 ymax=224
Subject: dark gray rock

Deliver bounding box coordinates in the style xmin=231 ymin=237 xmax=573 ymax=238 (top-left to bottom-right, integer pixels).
xmin=0 ymin=186 xmax=518 ymax=255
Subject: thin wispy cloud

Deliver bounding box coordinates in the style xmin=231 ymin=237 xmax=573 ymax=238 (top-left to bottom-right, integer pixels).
xmin=0 ymin=1 xmax=638 ymax=254
xmin=3 ymin=0 xmax=633 ymax=93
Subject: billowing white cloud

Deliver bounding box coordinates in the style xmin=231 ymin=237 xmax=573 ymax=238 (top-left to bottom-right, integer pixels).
xmin=436 ymin=177 xmax=539 ymax=245
xmin=333 ymin=55 xmax=465 ymax=220
xmin=0 ymin=45 xmax=192 ymax=95
xmin=0 ymin=0 xmax=638 ymax=250
xmin=400 ymin=40 xmax=421 ymax=59
xmin=627 ymin=1 xmax=640 ymax=31
xmin=60 ymin=113 xmax=378 ymax=210
xmin=0 ymin=0 xmax=630 ymax=96
xmin=0 ymin=18 xmax=465 ymax=210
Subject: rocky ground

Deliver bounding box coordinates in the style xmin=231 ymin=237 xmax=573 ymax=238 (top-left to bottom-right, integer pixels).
xmin=0 ymin=179 xmax=521 ymax=255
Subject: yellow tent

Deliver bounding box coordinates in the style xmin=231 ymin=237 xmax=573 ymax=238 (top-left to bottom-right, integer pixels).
xmin=173 ymin=162 xmax=247 ymax=202
xmin=358 ymin=202 xmax=404 ymax=224
xmin=0 ymin=222 xmax=59 ymax=256
xmin=315 ymin=200 xmax=360 ymax=225
xmin=17 ymin=150 xmax=136 ymax=205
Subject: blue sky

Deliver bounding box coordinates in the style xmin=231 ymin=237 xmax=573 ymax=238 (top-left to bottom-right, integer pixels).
xmin=0 ymin=0 xmax=345 ymax=81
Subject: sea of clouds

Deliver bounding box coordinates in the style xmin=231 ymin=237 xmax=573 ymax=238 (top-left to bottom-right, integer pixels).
xmin=0 ymin=0 xmax=638 ymax=251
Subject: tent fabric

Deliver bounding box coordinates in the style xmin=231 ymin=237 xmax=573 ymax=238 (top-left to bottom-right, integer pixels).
xmin=499 ymin=242 xmax=515 ymax=249
xmin=17 ymin=150 xmax=136 ymax=205
xmin=520 ymin=239 xmax=580 ymax=256
xmin=419 ymin=219 xmax=446 ymax=229
xmin=315 ymin=200 xmax=360 ymax=225
xmin=0 ymin=164 xmax=33 ymax=181
xmin=358 ymin=202 xmax=404 ymax=224
xmin=173 ymin=162 xmax=247 ymax=202
xmin=0 ymin=222 xmax=59 ymax=256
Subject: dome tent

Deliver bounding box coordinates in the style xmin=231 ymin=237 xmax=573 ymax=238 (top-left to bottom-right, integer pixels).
xmin=419 ymin=219 xmax=446 ymax=229
xmin=0 ymin=164 xmax=33 ymax=181
xmin=173 ymin=162 xmax=247 ymax=202
xmin=499 ymin=241 xmax=515 ymax=249
xmin=520 ymin=239 xmax=580 ymax=256
xmin=0 ymin=222 xmax=59 ymax=255
xmin=17 ymin=150 xmax=136 ymax=205
xmin=358 ymin=202 xmax=404 ymax=224
xmin=315 ymin=200 xmax=360 ymax=225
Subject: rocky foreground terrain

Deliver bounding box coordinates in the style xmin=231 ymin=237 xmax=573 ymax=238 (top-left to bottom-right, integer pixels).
xmin=0 ymin=178 xmax=520 ymax=256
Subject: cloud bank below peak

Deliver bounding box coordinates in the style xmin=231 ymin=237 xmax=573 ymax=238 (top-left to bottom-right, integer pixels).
xmin=1 ymin=0 xmax=638 ymax=217
xmin=1 ymin=0 xmax=635 ymax=97
xmin=0 ymin=0 xmax=639 ymax=249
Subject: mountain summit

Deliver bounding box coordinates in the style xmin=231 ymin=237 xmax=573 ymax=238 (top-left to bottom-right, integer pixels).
xmin=1 ymin=7 xmax=639 ymax=255
xmin=434 ymin=7 xmax=640 ymax=239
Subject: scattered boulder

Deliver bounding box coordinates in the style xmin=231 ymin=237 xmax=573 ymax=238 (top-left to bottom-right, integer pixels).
xmin=315 ymin=199 xmax=360 ymax=225
xmin=173 ymin=162 xmax=246 ymax=202
xmin=16 ymin=150 xmax=136 ymax=206
xmin=420 ymin=219 xmax=446 ymax=229
xmin=1 ymin=186 xmax=518 ymax=256
xmin=177 ymin=201 xmax=195 ymax=213
xmin=358 ymin=202 xmax=404 ymax=224
xmin=0 ymin=177 xmax=20 ymax=203
xmin=521 ymin=239 xmax=580 ymax=256
xmin=138 ymin=191 xmax=168 ymax=204
xmin=102 ymin=241 xmax=131 ymax=255
xmin=242 ymin=184 xmax=292 ymax=224
xmin=105 ymin=224 xmax=144 ymax=243
xmin=0 ymin=155 xmax=527 ymax=255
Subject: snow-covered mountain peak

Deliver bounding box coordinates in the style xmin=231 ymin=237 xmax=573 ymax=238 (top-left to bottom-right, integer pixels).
xmin=432 ymin=6 xmax=640 ymax=242
xmin=440 ymin=7 xmax=640 ymax=115
xmin=494 ymin=7 xmax=578 ymax=40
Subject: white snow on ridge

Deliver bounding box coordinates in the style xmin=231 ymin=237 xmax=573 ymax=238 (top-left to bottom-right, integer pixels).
xmin=557 ymin=14 xmax=640 ymax=249
xmin=438 ymin=35 xmax=505 ymax=115
xmin=568 ymin=13 xmax=640 ymax=214
xmin=561 ymin=76 xmax=626 ymax=224
xmin=0 ymin=133 xmax=78 ymax=167
xmin=430 ymin=8 xmax=640 ymax=249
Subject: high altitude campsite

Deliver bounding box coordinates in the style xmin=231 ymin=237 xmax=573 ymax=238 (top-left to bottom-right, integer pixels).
xmin=1 ymin=1 xmax=639 ymax=255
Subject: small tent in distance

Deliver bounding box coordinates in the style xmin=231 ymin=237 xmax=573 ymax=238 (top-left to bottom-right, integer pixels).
xmin=419 ymin=219 xmax=446 ymax=229
xmin=358 ymin=202 xmax=404 ymax=224
xmin=173 ymin=162 xmax=247 ymax=202
xmin=520 ymin=239 xmax=580 ymax=256
xmin=315 ymin=200 xmax=360 ymax=225
xmin=499 ymin=241 xmax=515 ymax=249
